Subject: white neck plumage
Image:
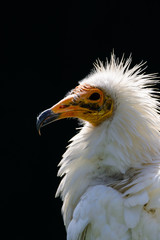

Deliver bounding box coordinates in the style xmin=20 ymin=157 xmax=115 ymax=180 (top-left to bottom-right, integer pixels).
xmin=55 ymin=57 xmax=160 ymax=228
xmin=56 ymin=97 xmax=160 ymax=227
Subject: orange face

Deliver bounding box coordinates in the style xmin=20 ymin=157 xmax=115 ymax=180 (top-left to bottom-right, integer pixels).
xmin=37 ymin=84 xmax=114 ymax=134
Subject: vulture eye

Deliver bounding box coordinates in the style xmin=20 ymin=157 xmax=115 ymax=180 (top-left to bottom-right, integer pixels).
xmin=89 ymin=92 xmax=101 ymax=101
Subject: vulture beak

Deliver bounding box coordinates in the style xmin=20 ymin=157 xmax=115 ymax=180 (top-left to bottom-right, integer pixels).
xmin=36 ymin=84 xmax=113 ymax=135
xmin=36 ymin=94 xmax=78 ymax=135
xmin=36 ymin=108 xmax=61 ymax=135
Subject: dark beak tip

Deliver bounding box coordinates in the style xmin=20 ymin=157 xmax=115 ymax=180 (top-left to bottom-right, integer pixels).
xmin=36 ymin=108 xmax=60 ymax=135
xmin=36 ymin=115 xmax=42 ymax=136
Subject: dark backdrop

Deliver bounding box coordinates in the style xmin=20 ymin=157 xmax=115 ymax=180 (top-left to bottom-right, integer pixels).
xmin=1 ymin=1 xmax=160 ymax=239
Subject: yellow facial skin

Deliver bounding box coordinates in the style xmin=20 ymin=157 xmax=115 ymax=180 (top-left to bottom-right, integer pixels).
xmin=37 ymin=84 xmax=114 ymax=134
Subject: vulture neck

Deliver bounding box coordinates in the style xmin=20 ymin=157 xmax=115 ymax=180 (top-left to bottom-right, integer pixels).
xmin=56 ymin=110 xmax=160 ymax=227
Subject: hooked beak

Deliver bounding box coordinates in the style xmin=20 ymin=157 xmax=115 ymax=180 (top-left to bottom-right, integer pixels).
xmin=36 ymin=109 xmax=61 ymax=135
xmin=36 ymin=84 xmax=113 ymax=135
xmin=36 ymin=94 xmax=82 ymax=135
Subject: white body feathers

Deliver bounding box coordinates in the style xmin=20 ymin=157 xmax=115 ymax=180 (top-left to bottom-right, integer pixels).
xmin=56 ymin=56 xmax=160 ymax=240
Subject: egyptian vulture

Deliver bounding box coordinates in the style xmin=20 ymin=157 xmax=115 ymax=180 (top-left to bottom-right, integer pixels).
xmin=37 ymin=54 xmax=160 ymax=240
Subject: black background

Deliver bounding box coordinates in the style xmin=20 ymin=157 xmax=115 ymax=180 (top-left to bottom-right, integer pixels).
xmin=1 ymin=1 xmax=160 ymax=239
